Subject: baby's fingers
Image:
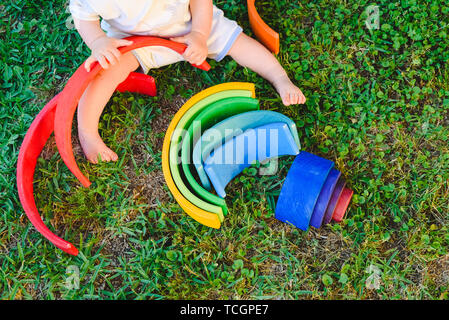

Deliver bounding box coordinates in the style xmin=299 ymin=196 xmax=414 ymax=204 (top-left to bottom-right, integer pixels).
xmin=185 ymin=48 xmax=206 ymax=65
xmin=115 ymin=39 xmax=134 ymax=47
xmin=97 ymin=54 xmax=110 ymax=69
xmin=84 ymin=56 xmax=96 ymax=72
xmin=104 ymin=50 xmax=118 ymax=66
xmin=192 ymin=53 xmax=206 ymax=66
xmin=84 ymin=54 xmax=111 ymax=71
xmin=170 ymin=35 xmax=187 ymax=44
xmin=183 ymin=46 xmax=194 ymax=61
xmin=111 ymin=48 xmax=122 ymax=60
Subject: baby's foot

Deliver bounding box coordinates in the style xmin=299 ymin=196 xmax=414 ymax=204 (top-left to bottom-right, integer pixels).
xmin=272 ymin=75 xmax=306 ymax=106
xmin=78 ymin=129 xmax=118 ymax=164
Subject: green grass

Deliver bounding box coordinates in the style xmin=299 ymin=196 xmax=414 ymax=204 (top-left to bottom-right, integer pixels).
xmin=1 ymin=0 xmax=449 ymax=299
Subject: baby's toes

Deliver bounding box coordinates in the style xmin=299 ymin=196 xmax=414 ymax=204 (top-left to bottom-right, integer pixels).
xmin=88 ymin=156 xmax=99 ymax=164
xmin=292 ymin=93 xmax=300 ymax=105
xmin=293 ymin=89 xmax=305 ymax=104
xmin=106 ymin=149 xmax=118 ymax=162
xmin=109 ymin=150 xmax=119 ymax=162
xmin=282 ymin=92 xmax=291 ymax=106
xmin=96 ymin=153 xmax=107 ymax=163
xmin=99 ymin=151 xmax=112 ymax=162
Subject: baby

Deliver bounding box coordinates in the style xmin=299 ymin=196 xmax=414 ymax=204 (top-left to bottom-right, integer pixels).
xmin=69 ymin=0 xmax=306 ymax=163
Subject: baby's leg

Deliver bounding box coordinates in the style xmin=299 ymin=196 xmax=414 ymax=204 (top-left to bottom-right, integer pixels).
xmin=227 ymin=33 xmax=306 ymax=106
xmin=77 ymin=52 xmax=140 ymax=163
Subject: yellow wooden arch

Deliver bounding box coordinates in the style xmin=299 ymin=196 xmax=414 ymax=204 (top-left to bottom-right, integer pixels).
xmin=162 ymin=82 xmax=256 ymax=228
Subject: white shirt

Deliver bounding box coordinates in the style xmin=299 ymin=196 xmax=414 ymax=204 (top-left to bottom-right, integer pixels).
xmin=69 ymin=0 xmax=192 ymax=37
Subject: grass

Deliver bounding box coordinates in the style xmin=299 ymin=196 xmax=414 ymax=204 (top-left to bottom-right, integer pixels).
xmin=1 ymin=0 xmax=449 ymax=299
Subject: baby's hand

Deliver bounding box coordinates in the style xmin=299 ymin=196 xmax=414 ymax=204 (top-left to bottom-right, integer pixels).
xmin=85 ymin=36 xmax=133 ymax=72
xmin=171 ymin=31 xmax=208 ymax=66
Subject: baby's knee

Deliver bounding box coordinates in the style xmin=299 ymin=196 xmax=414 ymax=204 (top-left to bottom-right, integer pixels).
xmin=97 ymin=52 xmax=139 ymax=83
xmin=120 ymin=51 xmax=140 ymax=72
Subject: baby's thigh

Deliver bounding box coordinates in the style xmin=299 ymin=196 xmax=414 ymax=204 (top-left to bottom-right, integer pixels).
xmin=132 ymin=46 xmax=184 ymax=73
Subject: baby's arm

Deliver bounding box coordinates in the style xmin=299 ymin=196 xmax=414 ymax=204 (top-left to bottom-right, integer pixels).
xmin=190 ymin=0 xmax=213 ymax=38
xmin=171 ymin=0 xmax=212 ymax=65
xmin=74 ymin=18 xmax=133 ymax=71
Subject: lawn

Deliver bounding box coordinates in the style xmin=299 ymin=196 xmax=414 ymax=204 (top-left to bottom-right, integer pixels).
xmin=1 ymin=0 xmax=448 ymax=299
